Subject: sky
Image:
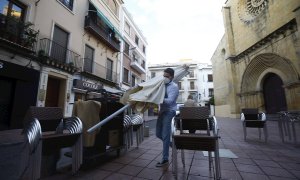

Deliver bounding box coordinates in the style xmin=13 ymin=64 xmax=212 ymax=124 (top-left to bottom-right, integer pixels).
xmin=123 ymin=0 xmax=226 ymax=65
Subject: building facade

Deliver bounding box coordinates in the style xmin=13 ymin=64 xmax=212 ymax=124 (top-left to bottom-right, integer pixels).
xmin=0 ymin=0 xmax=146 ymax=129
xmin=148 ymin=61 xmax=213 ymax=106
xmin=119 ymin=7 xmax=147 ymax=91
xmin=211 ymin=0 xmax=300 ymax=118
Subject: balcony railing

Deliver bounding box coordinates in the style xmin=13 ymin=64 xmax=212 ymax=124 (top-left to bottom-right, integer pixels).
xmin=130 ymin=59 xmax=146 ymax=74
xmin=0 ymin=13 xmax=38 ymax=52
xmin=84 ymin=16 xmax=120 ymax=52
xmin=82 ymin=59 xmax=118 ymax=83
xmin=83 ymin=58 xmax=93 ymax=73
xmin=38 ymin=38 xmax=82 ymax=70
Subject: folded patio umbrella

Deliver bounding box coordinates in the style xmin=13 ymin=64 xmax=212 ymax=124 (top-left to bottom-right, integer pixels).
xmin=88 ymin=65 xmax=189 ymax=133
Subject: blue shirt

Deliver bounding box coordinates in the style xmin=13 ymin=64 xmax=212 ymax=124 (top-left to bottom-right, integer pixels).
xmin=160 ymin=81 xmax=179 ymax=112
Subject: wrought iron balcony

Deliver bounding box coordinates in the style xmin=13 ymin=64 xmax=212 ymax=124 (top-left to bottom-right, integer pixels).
xmin=84 ymin=16 xmax=120 ymax=52
xmin=38 ymin=38 xmax=82 ymax=73
xmin=0 ymin=13 xmax=38 ymax=54
xmin=82 ymin=59 xmax=118 ymax=83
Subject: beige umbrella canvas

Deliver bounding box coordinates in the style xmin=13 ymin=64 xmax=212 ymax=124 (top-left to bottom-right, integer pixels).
xmin=88 ymin=65 xmax=189 ymax=133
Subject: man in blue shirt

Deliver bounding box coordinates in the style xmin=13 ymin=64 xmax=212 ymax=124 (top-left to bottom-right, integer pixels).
xmin=156 ymin=68 xmax=179 ymax=167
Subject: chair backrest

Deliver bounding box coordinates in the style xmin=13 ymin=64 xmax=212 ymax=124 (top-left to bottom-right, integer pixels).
xmin=25 ymin=107 xmax=63 ymax=132
xmin=242 ymin=108 xmax=258 ymax=120
xmin=23 ymin=118 xmax=42 ymax=153
xmin=64 ymin=117 xmax=83 ymax=134
xmin=123 ymin=115 xmax=132 ymax=130
xmin=179 ymin=107 xmax=211 ymax=131
xmin=130 ymin=114 xmax=143 ymax=125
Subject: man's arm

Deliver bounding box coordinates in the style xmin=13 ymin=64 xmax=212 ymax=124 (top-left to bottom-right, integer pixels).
xmin=163 ymin=84 xmax=179 ymax=105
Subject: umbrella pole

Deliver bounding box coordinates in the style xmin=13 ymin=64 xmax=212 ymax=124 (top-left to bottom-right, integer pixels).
xmin=87 ymin=104 xmax=131 ymax=133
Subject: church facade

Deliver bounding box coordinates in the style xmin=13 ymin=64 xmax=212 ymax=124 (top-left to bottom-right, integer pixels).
xmin=211 ymin=0 xmax=300 ymax=117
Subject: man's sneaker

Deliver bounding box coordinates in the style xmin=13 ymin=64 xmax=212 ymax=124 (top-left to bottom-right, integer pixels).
xmin=156 ymin=160 xmax=169 ymax=167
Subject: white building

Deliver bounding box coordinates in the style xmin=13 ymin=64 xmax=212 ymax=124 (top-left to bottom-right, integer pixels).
xmin=119 ymin=7 xmax=147 ymax=91
xmin=147 ymin=61 xmax=214 ymax=106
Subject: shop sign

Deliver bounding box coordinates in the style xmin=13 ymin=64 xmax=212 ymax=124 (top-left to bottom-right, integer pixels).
xmin=73 ymin=79 xmax=102 ymax=91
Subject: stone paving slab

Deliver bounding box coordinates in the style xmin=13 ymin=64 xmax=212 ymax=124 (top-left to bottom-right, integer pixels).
xmin=42 ymin=117 xmax=300 ymax=180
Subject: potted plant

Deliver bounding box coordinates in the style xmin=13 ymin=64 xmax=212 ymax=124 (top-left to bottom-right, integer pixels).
xmin=23 ymin=22 xmax=39 ymax=49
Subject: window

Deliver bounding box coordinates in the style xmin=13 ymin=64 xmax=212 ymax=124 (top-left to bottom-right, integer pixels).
xmin=141 ymin=60 xmax=145 ymax=69
xmin=125 ymin=22 xmax=130 ymax=35
xmin=59 ymin=0 xmax=74 ymax=11
xmin=135 ymin=35 xmax=139 ymax=45
xmin=178 ymin=82 xmax=182 ymax=90
xmin=123 ymin=68 xmax=129 ymax=83
xmin=131 ymin=75 xmax=136 ymax=87
xmin=124 ymin=42 xmax=130 ymax=55
xmin=84 ymin=45 xmax=94 ymax=73
xmin=143 ymin=45 xmax=146 ymax=54
xmin=132 ymin=54 xmax=138 ymax=62
xmin=209 ymin=88 xmax=214 ymax=97
xmin=208 ymin=74 xmax=213 ymax=82
xmin=51 ymin=25 xmax=69 ymax=63
xmin=0 ymin=0 xmax=26 ymax=21
xmin=189 ymin=70 xmax=194 ymax=78
xmin=106 ymin=59 xmax=113 ymax=81
xmin=177 ymin=92 xmax=183 ymax=103
xmin=104 ymin=0 xmax=118 ymax=15
xmin=190 ymin=81 xmax=195 ymax=90
xmin=151 ymin=72 xmax=155 ymax=78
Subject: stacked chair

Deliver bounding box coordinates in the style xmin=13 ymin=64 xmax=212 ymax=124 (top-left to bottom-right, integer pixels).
xmin=123 ymin=115 xmax=133 ymax=150
xmin=25 ymin=107 xmax=83 ymax=175
xmin=130 ymin=114 xmax=144 ymax=147
xmin=172 ymin=107 xmax=221 ymax=180
xmin=20 ymin=118 xmax=43 ymax=180
xmin=278 ymin=111 xmax=300 ymax=144
xmin=241 ymin=108 xmax=267 ymax=142
xmin=0 ymin=118 xmax=42 ymax=180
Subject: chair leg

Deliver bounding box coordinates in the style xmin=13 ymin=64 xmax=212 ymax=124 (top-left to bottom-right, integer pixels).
xmin=264 ymin=125 xmax=268 ymax=143
xmin=278 ymin=119 xmax=285 ymax=143
xmin=208 ymin=152 xmax=212 ymax=170
xmin=181 ymin=150 xmax=185 ymax=166
xmin=291 ymin=121 xmax=297 ymax=145
xmin=137 ymin=128 xmax=139 ymax=147
xmin=258 ymin=128 xmax=261 ymax=139
xmin=172 ymin=140 xmax=177 ymax=175
xmin=130 ymin=127 xmax=133 ymax=146
xmin=214 ymin=149 xmax=221 ymax=180
xmin=243 ymin=124 xmax=247 ymax=141
xmin=286 ymin=121 xmax=292 ymax=141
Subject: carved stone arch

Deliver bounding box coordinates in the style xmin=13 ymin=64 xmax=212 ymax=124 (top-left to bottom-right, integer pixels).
xmin=241 ymin=53 xmax=298 ymax=94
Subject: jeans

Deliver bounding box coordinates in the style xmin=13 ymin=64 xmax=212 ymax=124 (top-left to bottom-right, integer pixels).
xmin=156 ymin=110 xmax=176 ymax=161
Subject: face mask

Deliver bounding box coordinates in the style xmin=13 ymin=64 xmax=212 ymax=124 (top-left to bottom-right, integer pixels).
xmin=164 ymin=77 xmax=171 ymax=84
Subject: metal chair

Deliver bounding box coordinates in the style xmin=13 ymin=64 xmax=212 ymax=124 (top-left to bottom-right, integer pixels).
xmin=25 ymin=107 xmax=83 ymax=175
xmin=123 ymin=115 xmax=133 ymax=150
xmin=130 ymin=114 xmax=144 ymax=147
xmin=20 ymin=118 xmax=42 ymax=180
xmin=172 ymin=107 xmax=221 ymax=180
xmin=278 ymin=111 xmax=300 ymax=144
xmin=241 ymin=108 xmax=267 ymax=142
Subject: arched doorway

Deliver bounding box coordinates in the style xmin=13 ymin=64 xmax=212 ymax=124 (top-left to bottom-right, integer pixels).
xmin=263 ymin=73 xmax=287 ymax=113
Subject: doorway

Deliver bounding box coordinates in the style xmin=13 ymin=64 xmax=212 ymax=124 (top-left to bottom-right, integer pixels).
xmin=263 ymin=73 xmax=287 ymax=113
xmin=0 ymin=77 xmax=15 ymax=129
xmin=45 ymin=75 xmax=66 ymax=109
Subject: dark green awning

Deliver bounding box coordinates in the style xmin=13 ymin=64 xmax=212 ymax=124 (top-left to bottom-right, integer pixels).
xmin=89 ymin=0 xmax=124 ymax=41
